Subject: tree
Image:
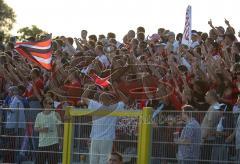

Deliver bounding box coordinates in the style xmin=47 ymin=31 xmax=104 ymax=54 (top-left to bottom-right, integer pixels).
xmin=0 ymin=0 xmax=16 ymax=33
xmin=17 ymin=25 xmax=47 ymax=40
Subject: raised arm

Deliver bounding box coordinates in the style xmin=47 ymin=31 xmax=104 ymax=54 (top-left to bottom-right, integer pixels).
xmin=81 ymin=85 xmax=96 ymax=105
xmin=225 ymin=18 xmax=235 ymax=34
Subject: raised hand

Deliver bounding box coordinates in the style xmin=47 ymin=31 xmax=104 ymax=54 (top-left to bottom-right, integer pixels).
xmin=224 ymin=18 xmax=230 ymax=26
xmin=208 ymin=19 xmax=213 ymax=26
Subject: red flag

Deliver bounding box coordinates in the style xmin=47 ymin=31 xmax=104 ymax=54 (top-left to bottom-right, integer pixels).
xmin=90 ymin=73 xmax=111 ymax=88
xmin=15 ymin=35 xmax=52 ymax=70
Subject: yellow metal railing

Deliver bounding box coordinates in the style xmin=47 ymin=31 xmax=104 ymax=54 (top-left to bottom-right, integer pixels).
xmin=62 ymin=107 xmax=152 ymax=164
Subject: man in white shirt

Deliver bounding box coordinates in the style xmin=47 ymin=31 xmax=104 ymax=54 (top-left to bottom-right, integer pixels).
xmin=200 ymin=90 xmax=222 ymax=163
xmin=95 ymin=45 xmax=111 ymax=69
xmin=190 ymin=33 xmax=200 ymax=49
xmin=166 ymin=31 xmax=179 ymax=53
xmin=81 ymin=86 xmax=125 ymax=164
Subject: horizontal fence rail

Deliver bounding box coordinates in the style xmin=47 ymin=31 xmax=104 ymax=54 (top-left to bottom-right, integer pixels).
xmin=0 ymin=107 xmax=240 ymax=163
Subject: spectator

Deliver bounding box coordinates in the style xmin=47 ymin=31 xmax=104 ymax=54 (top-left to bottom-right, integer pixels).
xmin=175 ymin=105 xmax=201 ymax=164
xmin=201 ymin=90 xmax=222 ymax=163
xmin=94 ymin=45 xmax=111 ymax=70
xmin=190 ymin=32 xmax=200 ymax=49
xmin=3 ymin=86 xmax=26 ymax=163
xmin=127 ymin=30 xmax=135 ymax=42
xmin=108 ymin=152 xmax=123 ymax=164
xmin=81 ymin=85 xmax=125 ymax=164
xmin=226 ymin=102 xmax=240 ymax=163
xmin=211 ymin=104 xmax=229 ymax=163
xmin=80 ymin=30 xmax=88 ymax=44
xmin=34 ymin=96 xmax=62 ymax=164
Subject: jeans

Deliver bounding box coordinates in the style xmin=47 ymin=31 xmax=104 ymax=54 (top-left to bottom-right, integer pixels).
xmin=2 ymin=128 xmax=25 ymax=163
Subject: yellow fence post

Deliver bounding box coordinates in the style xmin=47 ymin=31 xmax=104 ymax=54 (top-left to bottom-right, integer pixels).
xmin=137 ymin=113 xmax=142 ymax=164
xmin=139 ymin=107 xmax=152 ymax=164
xmin=62 ymin=106 xmax=73 ymax=164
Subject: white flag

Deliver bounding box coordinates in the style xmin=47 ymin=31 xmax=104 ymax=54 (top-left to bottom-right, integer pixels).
xmin=182 ymin=5 xmax=192 ymax=46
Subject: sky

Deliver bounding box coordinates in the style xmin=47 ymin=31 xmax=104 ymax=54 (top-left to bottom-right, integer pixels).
xmin=4 ymin=0 xmax=240 ymax=40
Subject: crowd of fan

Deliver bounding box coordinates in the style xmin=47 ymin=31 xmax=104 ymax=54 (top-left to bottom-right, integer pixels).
xmin=0 ymin=19 xmax=240 ymax=164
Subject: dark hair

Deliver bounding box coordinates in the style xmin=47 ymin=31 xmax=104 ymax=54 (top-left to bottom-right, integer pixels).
xmin=96 ymin=41 xmax=104 ymax=46
xmin=176 ymin=33 xmax=183 ymax=41
xmin=107 ymin=32 xmax=116 ymax=39
xmin=18 ymin=85 xmax=26 ymax=96
xmin=88 ymin=35 xmax=97 ymax=42
xmin=197 ymin=31 xmax=202 ymax=36
xmin=194 ymin=80 xmax=209 ymax=94
xmin=191 ymin=30 xmax=197 ymax=34
xmin=110 ymin=152 xmax=123 ymax=161
xmin=137 ymin=26 xmax=145 ymax=33
xmin=109 ymin=38 xmax=117 ymax=45
xmin=67 ymin=37 xmax=74 ymax=45
xmin=158 ymin=28 xmax=165 ymax=33
xmin=98 ymin=34 xmax=105 ymax=40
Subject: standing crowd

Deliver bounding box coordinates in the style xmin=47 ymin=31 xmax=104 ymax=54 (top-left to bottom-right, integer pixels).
xmin=0 ymin=19 xmax=240 ymax=163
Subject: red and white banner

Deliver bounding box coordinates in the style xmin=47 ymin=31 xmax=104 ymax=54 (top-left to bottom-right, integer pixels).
xmin=182 ymin=5 xmax=192 ymax=46
xmin=15 ymin=34 xmax=52 ymax=70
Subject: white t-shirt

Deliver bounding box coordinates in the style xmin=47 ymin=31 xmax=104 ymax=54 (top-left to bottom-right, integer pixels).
xmin=95 ymin=54 xmax=110 ymax=68
xmin=190 ymin=41 xmax=200 ymax=49
xmin=173 ymin=40 xmax=179 ymax=53
xmin=88 ymin=100 xmax=125 ymax=140
xmin=34 ymin=111 xmax=62 ymax=147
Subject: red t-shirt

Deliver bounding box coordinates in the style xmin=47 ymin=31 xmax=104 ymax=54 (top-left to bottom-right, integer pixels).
xmin=24 ymin=78 xmax=44 ymax=98
xmin=63 ymin=80 xmax=82 ymax=105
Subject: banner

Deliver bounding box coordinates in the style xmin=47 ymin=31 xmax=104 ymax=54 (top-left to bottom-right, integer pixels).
xmin=182 ymin=5 xmax=192 ymax=46
xmin=15 ymin=34 xmax=52 ymax=70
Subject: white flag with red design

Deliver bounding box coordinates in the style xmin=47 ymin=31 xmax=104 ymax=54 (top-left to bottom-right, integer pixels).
xmin=182 ymin=5 xmax=192 ymax=46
